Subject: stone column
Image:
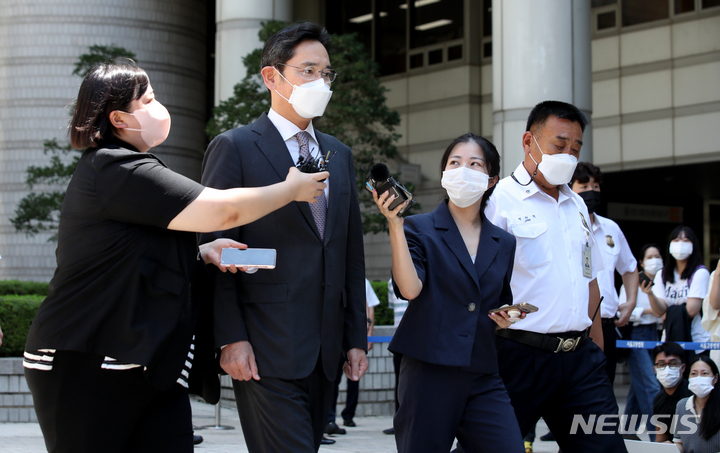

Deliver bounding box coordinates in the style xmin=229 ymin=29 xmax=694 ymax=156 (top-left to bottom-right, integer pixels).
xmin=0 ymin=0 xmax=207 ymax=280
xmin=492 ymin=0 xmax=592 ymax=176
xmin=215 ymin=0 xmax=293 ymax=104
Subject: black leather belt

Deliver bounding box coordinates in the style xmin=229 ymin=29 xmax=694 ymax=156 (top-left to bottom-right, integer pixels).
xmin=601 ymin=317 xmax=616 ymax=326
xmin=496 ymin=328 xmax=588 ymax=353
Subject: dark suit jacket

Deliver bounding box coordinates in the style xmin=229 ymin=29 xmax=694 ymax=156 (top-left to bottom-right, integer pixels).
xmin=199 ymin=113 xmax=367 ymax=381
xmin=389 ymin=201 xmax=516 ymax=374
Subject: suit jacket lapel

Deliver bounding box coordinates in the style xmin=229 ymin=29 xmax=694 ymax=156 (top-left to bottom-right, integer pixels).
xmin=436 ymin=202 xmax=480 ymax=291
xmin=253 ymin=113 xmax=320 ymax=239
xmin=474 ymin=215 xmax=500 ymax=283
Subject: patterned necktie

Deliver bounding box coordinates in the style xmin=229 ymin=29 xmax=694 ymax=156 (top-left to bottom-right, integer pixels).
xmin=296 ymin=131 xmax=327 ymax=239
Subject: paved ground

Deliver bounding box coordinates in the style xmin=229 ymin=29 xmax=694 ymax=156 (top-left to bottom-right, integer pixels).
xmin=0 ymin=385 xmax=643 ymax=452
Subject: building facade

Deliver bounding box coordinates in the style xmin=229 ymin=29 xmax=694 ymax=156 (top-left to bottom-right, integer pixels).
xmin=0 ymin=0 xmax=718 ymax=281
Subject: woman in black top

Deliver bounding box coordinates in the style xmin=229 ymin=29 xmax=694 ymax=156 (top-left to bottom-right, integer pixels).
xmin=23 ymin=62 xmax=328 ymax=453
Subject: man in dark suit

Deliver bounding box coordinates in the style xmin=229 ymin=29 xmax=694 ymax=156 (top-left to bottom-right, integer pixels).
xmin=199 ymin=22 xmax=368 ymax=452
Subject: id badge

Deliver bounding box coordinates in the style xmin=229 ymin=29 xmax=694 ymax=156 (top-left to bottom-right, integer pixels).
xmin=582 ymin=243 xmax=592 ymax=278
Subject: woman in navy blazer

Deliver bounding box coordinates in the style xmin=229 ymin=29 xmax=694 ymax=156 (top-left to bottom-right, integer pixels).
xmin=374 ymin=133 xmax=525 ymax=453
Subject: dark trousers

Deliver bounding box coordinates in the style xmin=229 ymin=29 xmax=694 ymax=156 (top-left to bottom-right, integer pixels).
xmin=329 ymin=354 xmax=359 ymax=423
xmin=496 ymin=336 xmax=627 ymax=453
xmin=25 ymin=350 xmax=192 ymax=453
xmin=602 ymin=318 xmax=618 ymax=385
xmin=232 ymin=355 xmax=334 ymax=453
xmin=394 ymin=355 xmax=524 ymax=453
xmin=392 ymin=352 xmax=402 ymax=412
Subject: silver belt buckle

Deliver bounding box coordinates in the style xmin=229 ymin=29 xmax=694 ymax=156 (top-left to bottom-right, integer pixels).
xmin=555 ymin=337 xmax=579 ymax=353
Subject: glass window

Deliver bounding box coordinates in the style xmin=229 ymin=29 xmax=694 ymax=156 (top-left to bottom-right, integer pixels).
xmin=702 ymin=0 xmax=720 ymax=7
xmin=622 ymin=0 xmax=669 ymax=26
xmin=592 ymin=0 xmax=617 ymax=6
xmin=448 ymin=44 xmax=463 ymax=61
xmin=326 ymin=0 xmax=470 ymax=76
xmin=674 ymin=0 xmax=695 ymax=13
xmin=410 ymin=0 xmax=463 ymax=49
xmin=378 ymin=0 xmax=407 ymax=75
xmin=597 ymin=10 xmax=617 ymax=29
xmin=482 ymin=0 xmax=492 ymax=37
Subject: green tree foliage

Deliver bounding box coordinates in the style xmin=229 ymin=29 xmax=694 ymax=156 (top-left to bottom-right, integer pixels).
xmin=206 ymin=21 xmax=414 ymax=233
xmin=11 ymin=45 xmax=136 ymax=241
xmin=370 ymin=280 xmax=394 ymax=326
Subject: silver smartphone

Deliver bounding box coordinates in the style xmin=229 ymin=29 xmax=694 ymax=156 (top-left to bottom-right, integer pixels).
xmin=220 ymin=248 xmax=277 ymax=269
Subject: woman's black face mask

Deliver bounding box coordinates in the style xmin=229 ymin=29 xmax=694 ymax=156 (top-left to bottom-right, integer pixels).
xmin=578 ymin=190 xmax=601 ymax=214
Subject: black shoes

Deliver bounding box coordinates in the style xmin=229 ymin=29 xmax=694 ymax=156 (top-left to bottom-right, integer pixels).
xmin=383 ymin=427 xmax=395 ymax=435
xmin=321 ymin=436 xmax=336 ymax=445
xmin=193 ymin=434 xmax=204 ymax=445
xmin=343 ymin=418 xmax=356 ymax=427
xmin=325 ymin=421 xmax=347 ymax=435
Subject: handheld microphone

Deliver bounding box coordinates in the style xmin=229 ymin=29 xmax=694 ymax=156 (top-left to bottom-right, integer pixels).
xmin=296 ymin=149 xmax=337 ymax=181
xmin=366 ymin=163 xmax=415 ymax=217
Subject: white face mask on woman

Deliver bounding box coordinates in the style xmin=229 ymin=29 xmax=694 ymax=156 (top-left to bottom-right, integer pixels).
xmin=441 ymin=166 xmax=489 ymax=208
xmin=688 ymin=376 xmax=715 ymax=398
xmin=122 ymin=100 xmax=171 ymax=148
xmin=669 ymin=241 xmax=693 ymax=261
xmin=656 ymin=366 xmax=682 ymax=389
xmin=529 ymin=135 xmax=578 ymax=186
xmin=274 ymin=70 xmax=333 ymax=119
xmin=643 ymin=258 xmax=663 ymax=276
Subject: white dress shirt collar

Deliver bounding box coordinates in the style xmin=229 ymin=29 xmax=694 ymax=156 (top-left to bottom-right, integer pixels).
xmin=267 ymin=108 xmax=318 ymax=145
xmin=510 ymin=161 xmax=576 ymax=205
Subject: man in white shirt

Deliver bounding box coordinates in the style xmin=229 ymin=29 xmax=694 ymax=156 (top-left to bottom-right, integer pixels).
xmin=570 ymin=162 xmax=638 ymax=384
xmin=486 ymin=100 xmax=627 ymax=452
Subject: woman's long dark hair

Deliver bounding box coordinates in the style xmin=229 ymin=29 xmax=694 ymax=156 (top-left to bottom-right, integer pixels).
xmin=662 ymin=225 xmax=702 ymax=284
xmin=439 ymin=133 xmax=500 ymax=215
xmin=689 ymin=355 xmax=720 ymax=440
xmin=70 ymin=62 xmax=149 ymax=149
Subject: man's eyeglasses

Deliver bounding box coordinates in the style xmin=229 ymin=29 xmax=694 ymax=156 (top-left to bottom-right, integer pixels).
xmin=276 ymin=63 xmax=338 ymax=83
xmin=654 ymin=361 xmax=682 ymax=370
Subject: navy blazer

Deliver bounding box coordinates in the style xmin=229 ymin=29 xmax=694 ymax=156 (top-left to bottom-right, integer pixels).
xmin=389 ymin=201 xmax=516 ymax=374
xmin=199 ymin=113 xmax=367 ymax=382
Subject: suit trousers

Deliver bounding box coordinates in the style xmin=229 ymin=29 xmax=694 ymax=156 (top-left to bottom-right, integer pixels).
xmin=232 ymin=354 xmax=334 ymax=453
xmin=394 ymin=355 xmax=524 ymax=453
xmin=602 ymin=318 xmax=618 ymax=385
xmin=496 ymin=336 xmax=627 ymax=453
xmin=24 ymin=350 xmax=192 ymax=453
xmin=328 ymin=354 xmax=358 ymax=423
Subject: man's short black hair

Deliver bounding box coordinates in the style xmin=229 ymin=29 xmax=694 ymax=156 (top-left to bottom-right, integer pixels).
xmin=652 ymin=341 xmax=685 ymax=364
xmin=526 ymin=100 xmax=588 ymax=133
xmin=570 ymin=162 xmax=603 ymax=186
xmin=260 ymin=22 xmax=331 ymax=72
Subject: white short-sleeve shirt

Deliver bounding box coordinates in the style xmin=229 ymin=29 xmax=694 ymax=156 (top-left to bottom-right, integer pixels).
xmin=485 ymin=162 xmax=604 ymax=334
xmin=592 ymin=214 xmax=637 ymax=318
xmin=365 ymin=279 xmax=381 ymax=308
xmin=652 ymin=266 xmax=711 ymax=343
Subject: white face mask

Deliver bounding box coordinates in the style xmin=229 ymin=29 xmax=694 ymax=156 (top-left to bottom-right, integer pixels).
xmin=529 ymin=135 xmax=578 ymax=186
xmin=688 ymin=376 xmax=715 ymax=398
xmin=122 ymin=100 xmax=171 ymax=148
xmin=669 ymin=241 xmax=693 ymax=261
xmin=274 ymin=69 xmax=333 ymax=119
xmin=656 ymin=366 xmax=682 ymax=389
xmin=643 ymin=258 xmax=663 ymax=276
xmin=441 ymin=166 xmax=490 ymax=208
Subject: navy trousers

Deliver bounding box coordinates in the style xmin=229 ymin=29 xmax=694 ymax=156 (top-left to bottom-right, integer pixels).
xmin=496 ymin=336 xmax=628 ymax=453
xmin=394 ymin=355 xmax=524 ymax=453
